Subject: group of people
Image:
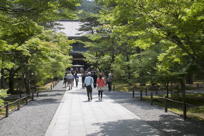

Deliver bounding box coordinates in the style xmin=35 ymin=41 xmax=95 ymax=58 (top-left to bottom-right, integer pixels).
xmin=63 ymin=72 xmax=79 ymax=90
xmin=63 ymin=70 xmax=113 ymax=101
xmin=83 ymin=72 xmax=112 ymax=101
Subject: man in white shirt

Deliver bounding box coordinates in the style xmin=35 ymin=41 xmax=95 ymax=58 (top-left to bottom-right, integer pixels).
xmin=84 ymin=72 xmax=94 ymax=101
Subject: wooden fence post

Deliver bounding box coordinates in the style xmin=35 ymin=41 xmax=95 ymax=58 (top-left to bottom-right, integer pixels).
xmin=113 ymin=84 xmax=115 ymax=91
xmin=145 ymin=87 xmax=148 ymax=96
xmin=165 ymin=97 xmax=168 ymax=112
xmin=31 ymin=92 xmax=34 ymax=101
xmin=140 ymin=89 xmax=143 ymax=101
xmin=50 ymin=84 xmax=53 ymax=90
xmin=5 ymin=102 xmax=9 ymax=117
xmin=151 ymin=91 xmax=153 ymax=105
xmin=25 ymin=97 xmax=28 ymax=105
xmin=196 ymin=83 xmax=199 ymax=89
xmin=17 ymin=100 xmax=20 ymax=110
xmin=132 ymin=88 xmax=135 ymax=98
xmin=183 ymin=102 xmax=187 ymax=120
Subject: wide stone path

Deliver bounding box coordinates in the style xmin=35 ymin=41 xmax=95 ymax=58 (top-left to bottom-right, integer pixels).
xmin=1 ymin=80 xmax=203 ymax=136
xmin=45 ymin=82 xmax=162 ymax=136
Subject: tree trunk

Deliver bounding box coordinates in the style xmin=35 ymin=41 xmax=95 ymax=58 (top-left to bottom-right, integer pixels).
xmin=186 ymin=72 xmax=193 ymax=84
xmin=8 ymin=69 xmax=15 ymax=94
xmin=0 ymin=68 xmax=5 ymax=89
xmin=24 ymin=73 xmax=31 ymax=95
xmin=126 ymin=54 xmax=131 ymax=81
xmin=180 ymin=79 xmax=186 ymax=99
xmin=166 ymin=82 xmax=169 ymax=98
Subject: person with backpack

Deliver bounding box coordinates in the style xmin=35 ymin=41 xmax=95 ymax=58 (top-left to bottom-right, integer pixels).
xmin=96 ymin=73 xmax=106 ymax=101
xmin=66 ymin=72 xmax=74 ymax=90
xmin=84 ymin=72 xmax=94 ymax=101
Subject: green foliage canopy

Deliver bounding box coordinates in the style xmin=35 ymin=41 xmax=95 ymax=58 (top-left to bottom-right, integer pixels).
xmin=84 ymin=0 xmax=204 ymax=84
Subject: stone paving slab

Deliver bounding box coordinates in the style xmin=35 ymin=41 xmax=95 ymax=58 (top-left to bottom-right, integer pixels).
xmin=45 ymin=83 xmax=162 ymax=136
xmin=0 ymin=81 xmax=66 ymax=136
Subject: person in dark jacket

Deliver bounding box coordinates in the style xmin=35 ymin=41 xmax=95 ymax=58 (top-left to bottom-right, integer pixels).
xmin=82 ymin=71 xmax=86 ymax=88
xmin=92 ymin=71 xmax=97 ymax=88
xmin=107 ymin=72 xmax=112 ymax=91
xmin=74 ymin=72 xmax=79 ymax=87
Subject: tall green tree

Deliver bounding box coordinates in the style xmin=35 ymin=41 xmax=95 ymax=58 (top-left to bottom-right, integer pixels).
xmin=85 ymin=0 xmax=204 ymax=87
xmin=0 ymin=0 xmax=80 ymax=93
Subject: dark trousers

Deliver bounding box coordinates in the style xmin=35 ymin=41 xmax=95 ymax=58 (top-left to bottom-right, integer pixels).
xmin=98 ymin=90 xmax=103 ymax=100
xmin=86 ymin=85 xmax=92 ymax=100
xmin=94 ymin=83 xmax=96 ymax=88
xmin=75 ymin=79 xmax=78 ymax=87
xmin=107 ymin=82 xmax=112 ymax=91
xmin=82 ymin=82 xmax=85 ymax=88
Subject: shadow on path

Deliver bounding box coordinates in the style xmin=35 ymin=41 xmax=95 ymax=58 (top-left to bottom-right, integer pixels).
xmin=104 ymin=91 xmax=204 ymax=136
xmin=87 ymin=119 xmax=162 ymax=136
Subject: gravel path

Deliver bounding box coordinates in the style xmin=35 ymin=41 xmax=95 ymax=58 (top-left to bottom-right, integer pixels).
xmin=0 ymin=81 xmax=66 ymax=136
xmin=104 ymin=91 xmax=204 ymax=136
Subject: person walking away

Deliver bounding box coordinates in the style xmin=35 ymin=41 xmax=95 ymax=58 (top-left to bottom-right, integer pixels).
xmin=107 ymin=73 xmax=112 ymax=91
xmin=84 ymin=72 xmax=94 ymax=101
xmin=63 ymin=73 xmax=67 ymax=88
xmin=92 ymin=72 xmax=97 ymax=88
xmin=66 ymin=72 xmax=74 ymax=90
xmin=74 ymin=72 xmax=79 ymax=87
xmin=96 ymin=73 xmax=106 ymax=101
xmin=82 ymin=72 xmax=86 ymax=88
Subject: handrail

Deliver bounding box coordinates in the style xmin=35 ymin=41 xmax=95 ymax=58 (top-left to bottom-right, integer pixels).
xmin=156 ymin=97 xmax=184 ymax=105
xmin=134 ymin=88 xmax=198 ymax=120
xmin=154 ymin=96 xmax=196 ymax=107
xmin=165 ymin=98 xmax=185 ymax=104
xmin=7 ymin=96 xmax=28 ymax=106
xmin=0 ymin=81 xmax=60 ymax=118
xmin=135 ymin=87 xmax=195 ymax=106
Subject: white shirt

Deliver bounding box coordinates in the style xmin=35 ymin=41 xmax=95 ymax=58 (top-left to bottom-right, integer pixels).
xmin=84 ymin=76 xmax=94 ymax=86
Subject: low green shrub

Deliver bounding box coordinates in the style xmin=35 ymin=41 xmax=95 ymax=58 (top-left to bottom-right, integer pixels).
xmin=0 ymin=89 xmax=7 ymax=106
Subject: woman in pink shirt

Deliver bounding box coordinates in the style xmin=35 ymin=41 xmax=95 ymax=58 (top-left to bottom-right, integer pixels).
xmin=96 ymin=73 xmax=106 ymax=101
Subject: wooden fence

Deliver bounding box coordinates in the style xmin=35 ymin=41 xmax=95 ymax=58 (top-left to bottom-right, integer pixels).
xmin=0 ymin=80 xmax=59 ymax=118
xmin=132 ymin=86 xmax=194 ymax=120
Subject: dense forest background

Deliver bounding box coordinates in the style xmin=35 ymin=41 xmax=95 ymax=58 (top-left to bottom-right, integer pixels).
xmin=0 ymin=0 xmax=81 ymax=100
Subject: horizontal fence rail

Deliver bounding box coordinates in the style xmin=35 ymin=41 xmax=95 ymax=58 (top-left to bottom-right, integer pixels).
xmin=0 ymin=80 xmax=59 ymax=118
xmin=131 ymin=86 xmax=197 ymax=120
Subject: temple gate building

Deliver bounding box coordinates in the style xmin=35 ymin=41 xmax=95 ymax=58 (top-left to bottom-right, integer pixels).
xmin=54 ymin=20 xmax=90 ymax=72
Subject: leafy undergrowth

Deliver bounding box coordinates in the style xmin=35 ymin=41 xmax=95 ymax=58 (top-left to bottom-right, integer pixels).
xmin=113 ymin=82 xmax=139 ymax=92
xmin=0 ymin=89 xmax=8 ymax=117
xmin=37 ymin=82 xmax=51 ymax=91
xmin=37 ymin=81 xmax=57 ymax=92
xmin=0 ymin=89 xmax=7 ymax=106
